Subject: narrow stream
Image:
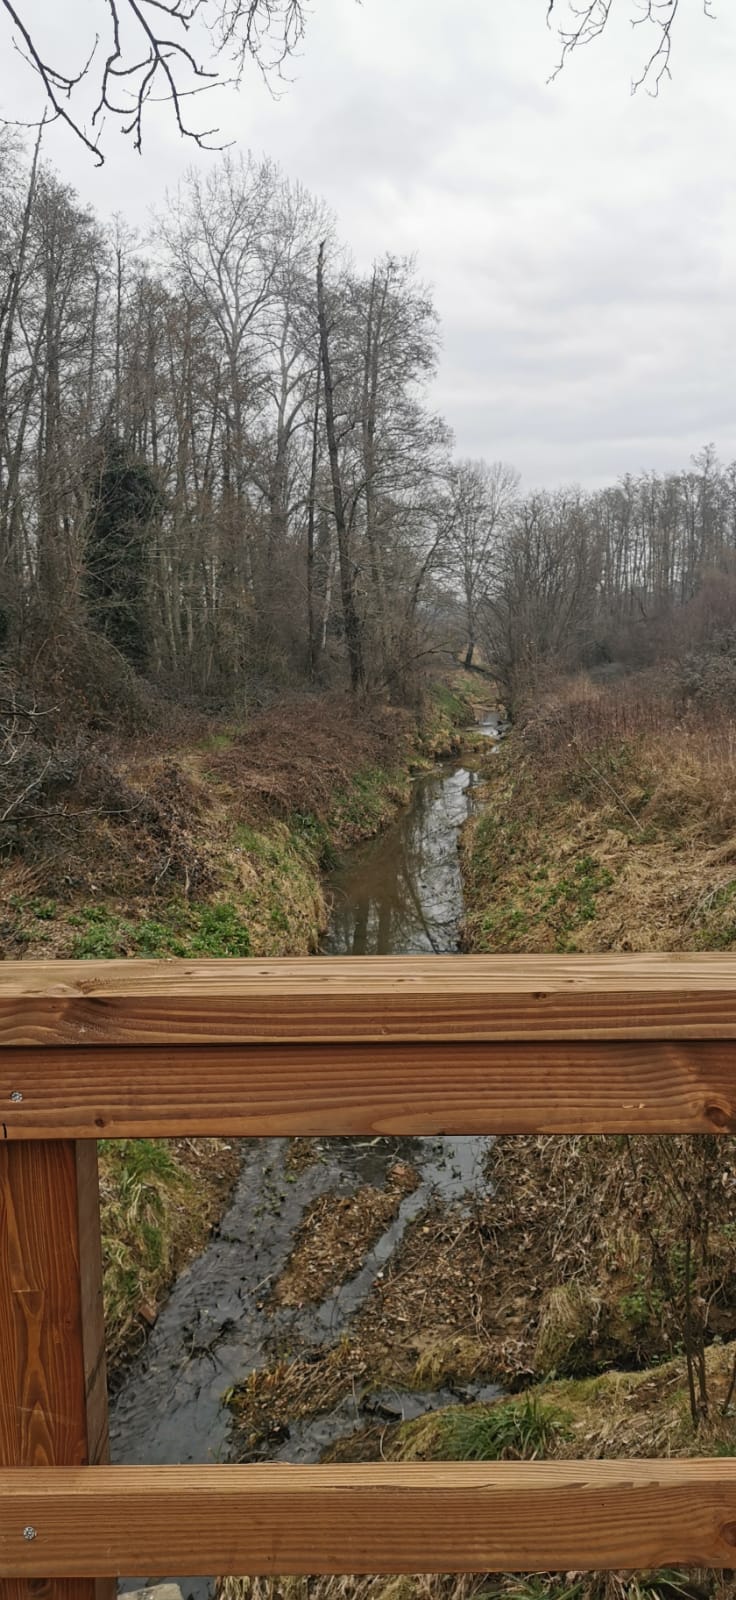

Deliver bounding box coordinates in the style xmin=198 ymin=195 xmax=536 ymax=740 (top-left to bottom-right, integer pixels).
xmin=112 ymin=710 xmax=501 ymax=1595
xmin=322 ymin=710 xmax=499 ymax=955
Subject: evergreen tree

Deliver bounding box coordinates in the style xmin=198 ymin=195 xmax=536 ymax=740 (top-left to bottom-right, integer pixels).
xmin=84 ymin=435 xmax=161 ymax=670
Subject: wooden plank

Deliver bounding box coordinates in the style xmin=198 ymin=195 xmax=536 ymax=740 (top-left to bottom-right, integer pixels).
xmin=1 ymin=1461 xmax=736 ymax=1576
xmin=2 ymin=956 xmax=736 ymax=1047
xmin=1 ymin=1039 xmax=735 ymax=1139
xmin=0 ymin=1143 xmax=112 ymax=1600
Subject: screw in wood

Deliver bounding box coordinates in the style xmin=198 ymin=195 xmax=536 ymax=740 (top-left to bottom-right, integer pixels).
xmin=9 ymin=1090 xmax=23 ymax=1102
xmin=22 ymin=1527 xmax=36 ymax=1541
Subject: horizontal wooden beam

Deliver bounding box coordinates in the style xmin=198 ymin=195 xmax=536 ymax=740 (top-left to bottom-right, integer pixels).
xmin=2 ymin=1462 xmax=736 ymax=1576
xmin=2 ymin=956 xmax=736 ymax=1047
xmin=1 ymin=1040 xmax=736 ymax=1138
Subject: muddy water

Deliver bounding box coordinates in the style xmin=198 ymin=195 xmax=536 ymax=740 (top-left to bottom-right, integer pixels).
xmin=322 ymin=710 xmax=500 ymax=954
xmin=112 ymin=712 xmax=501 ymax=1594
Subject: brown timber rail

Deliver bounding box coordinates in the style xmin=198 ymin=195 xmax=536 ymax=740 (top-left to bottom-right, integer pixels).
xmin=2 ymin=954 xmax=736 ymax=1597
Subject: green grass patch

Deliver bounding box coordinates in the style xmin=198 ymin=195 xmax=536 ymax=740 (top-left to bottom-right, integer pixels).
xmin=693 ymin=878 xmax=736 ymax=950
xmin=436 ymin=1395 xmax=571 ymax=1461
xmin=472 ymin=847 xmax=613 ymax=953
xmin=69 ymin=899 xmax=251 ymax=959
xmin=328 ymin=764 xmax=411 ymax=843
xmin=201 ymin=730 xmax=235 ymax=752
xmin=417 ymin=676 xmax=481 ymax=757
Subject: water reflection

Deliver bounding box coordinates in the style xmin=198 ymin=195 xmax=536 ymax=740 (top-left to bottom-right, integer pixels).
xmin=322 ymin=713 xmax=499 ymax=955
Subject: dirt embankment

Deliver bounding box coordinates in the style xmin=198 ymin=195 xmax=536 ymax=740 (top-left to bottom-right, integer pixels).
xmin=2 ymin=695 xmax=417 ymax=960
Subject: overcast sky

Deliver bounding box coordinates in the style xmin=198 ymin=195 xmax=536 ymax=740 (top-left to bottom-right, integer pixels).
xmin=2 ymin=0 xmax=734 ymax=487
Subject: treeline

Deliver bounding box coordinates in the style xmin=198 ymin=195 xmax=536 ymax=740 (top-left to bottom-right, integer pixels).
xmin=0 ymin=135 xmax=455 ymax=710
xmin=457 ymin=448 xmax=736 ymax=711
xmin=3 ymin=127 xmax=736 ymax=724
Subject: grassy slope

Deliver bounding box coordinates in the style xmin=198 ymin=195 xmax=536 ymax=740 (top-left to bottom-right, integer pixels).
xmin=462 ymin=681 xmax=736 ymax=955
xmin=458 ymin=681 xmax=736 ymax=1376
xmin=6 ymin=681 xmax=479 ymax=963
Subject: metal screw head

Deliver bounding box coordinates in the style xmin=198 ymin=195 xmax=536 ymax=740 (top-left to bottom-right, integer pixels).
xmin=10 ymin=1090 xmax=22 ymax=1103
xmin=22 ymin=1527 xmax=36 ymax=1541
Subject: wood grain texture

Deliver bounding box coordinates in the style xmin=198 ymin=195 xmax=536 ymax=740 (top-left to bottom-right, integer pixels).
xmin=2 ymin=1462 xmax=736 ymax=1576
xmin=0 ymin=1143 xmax=112 ymax=1600
xmin=2 ymin=1040 xmax=736 ymax=1138
xmin=2 ymin=956 xmax=736 ymax=1046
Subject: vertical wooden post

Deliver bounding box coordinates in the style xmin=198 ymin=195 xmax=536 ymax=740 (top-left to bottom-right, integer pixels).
xmin=0 ymin=1140 xmax=113 ymax=1600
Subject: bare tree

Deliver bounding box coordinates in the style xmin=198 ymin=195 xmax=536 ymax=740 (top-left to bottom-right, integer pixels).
xmin=482 ymin=488 xmax=602 ymax=710
xmin=447 ymin=458 xmax=518 ymax=670
xmin=316 ymin=239 xmax=365 ymax=694
xmin=0 ymin=0 xmax=309 ymax=161
xmin=5 ymin=1 xmax=721 ymax=168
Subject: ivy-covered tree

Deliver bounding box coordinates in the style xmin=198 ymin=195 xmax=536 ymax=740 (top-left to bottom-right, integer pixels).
xmin=84 ymin=435 xmax=162 ymax=670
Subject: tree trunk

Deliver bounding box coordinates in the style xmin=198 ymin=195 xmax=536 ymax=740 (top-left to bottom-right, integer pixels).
xmin=306 ymin=361 xmax=321 ymax=680
xmin=316 ymin=240 xmax=364 ymax=693
xmin=361 ymin=266 xmax=389 ymax=666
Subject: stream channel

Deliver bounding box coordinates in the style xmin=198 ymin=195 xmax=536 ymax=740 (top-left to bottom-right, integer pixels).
xmin=111 ymin=710 xmax=503 ymax=1595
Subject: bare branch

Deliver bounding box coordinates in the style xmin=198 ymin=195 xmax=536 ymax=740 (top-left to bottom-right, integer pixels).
xmin=548 ymin=0 xmax=716 ymax=94
xmin=0 ymin=0 xmax=310 ymax=162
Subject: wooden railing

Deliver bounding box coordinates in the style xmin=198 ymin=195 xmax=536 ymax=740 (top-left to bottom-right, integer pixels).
xmin=2 ymin=954 xmax=736 ymax=1599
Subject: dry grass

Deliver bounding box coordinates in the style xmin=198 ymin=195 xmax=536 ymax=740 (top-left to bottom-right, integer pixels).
xmin=463 ymin=676 xmax=736 ymax=955
xmin=1 ymin=680 xmax=471 ymax=960
xmin=272 ymin=1164 xmax=419 ymax=1308
xmin=101 ymin=1136 xmax=240 ymax=1380
xmin=230 ymin=1123 xmax=736 ymax=1463
xmin=220 ymin=1346 xmax=736 ymax=1600
xmin=206 ymin=695 xmax=414 ymax=836
xmin=221 ymin=1577 xmax=727 ymax=1600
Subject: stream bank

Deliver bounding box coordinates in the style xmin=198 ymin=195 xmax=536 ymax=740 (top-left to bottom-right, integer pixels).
xmin=108 ymin=681 xmax=736 ymax=1600
xmin=111 ymin=706 xmax=503 ymax=1595
xmin=457 ymin=691 xmax=736 ymax=1381
xmin=218 ymin=676 xmax=736 ymax=1600
xmin=8 ymin=678 xmax=480 ymax=1378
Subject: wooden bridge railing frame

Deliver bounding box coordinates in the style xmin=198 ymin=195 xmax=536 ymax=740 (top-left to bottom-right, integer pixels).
xmin=3 ymin=954 xmax=736 ymax=1598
